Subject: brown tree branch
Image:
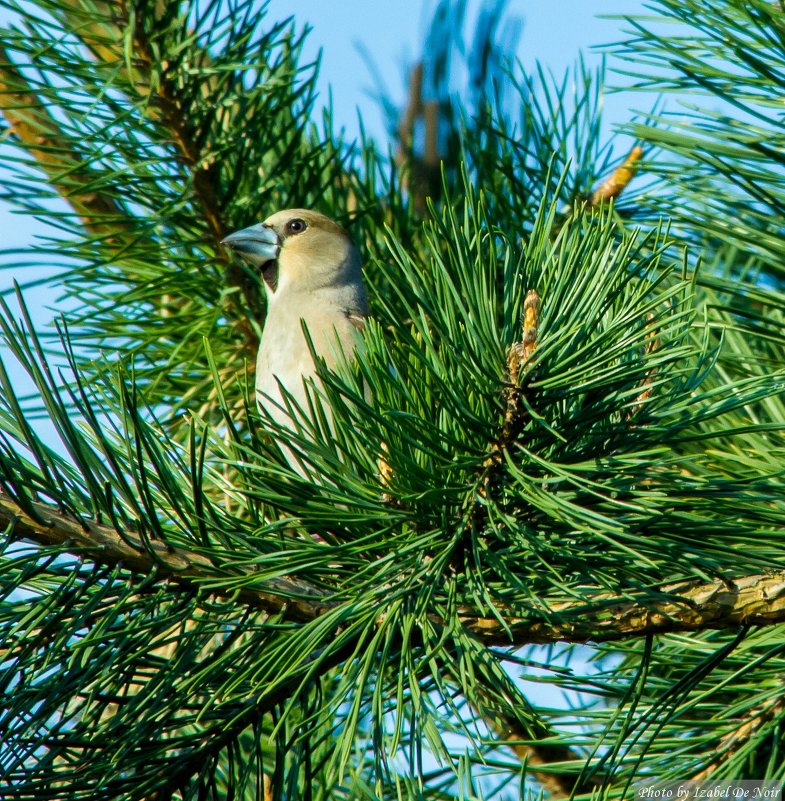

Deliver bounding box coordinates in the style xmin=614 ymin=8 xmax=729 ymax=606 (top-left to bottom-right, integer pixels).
xmin=691 ymin=695 xmax=785 ymax=781
xmin=0 ymin=491 xmax=335 ymax=622
xmin=101 ymin=5 xmax=262 ymax=353
xmin=5 ymin=491 xmax=785 ymax=647
xmin=396 ymin=62 xmax=442 ymax=214
xmin=0 ymin=45 xmax=125 ymax=232
xmin=8 ymin=490 xmax=785 ymax=792
xmin=461 ymin=570 xmax=785 ymax=643
xmin=475 ymin=686 xmax=602 ymax=798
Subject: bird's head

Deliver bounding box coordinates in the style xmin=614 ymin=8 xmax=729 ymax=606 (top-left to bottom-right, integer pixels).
xmin=221 ymin=209 xmax=360 ymax=296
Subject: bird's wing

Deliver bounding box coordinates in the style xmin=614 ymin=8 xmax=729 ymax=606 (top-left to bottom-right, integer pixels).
xmin=345 ymin=310 xmax=368 ymax=332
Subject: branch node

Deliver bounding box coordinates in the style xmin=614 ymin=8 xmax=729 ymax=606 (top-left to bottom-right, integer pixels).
xmin=498 ymin=288 xmax=540 ymax=456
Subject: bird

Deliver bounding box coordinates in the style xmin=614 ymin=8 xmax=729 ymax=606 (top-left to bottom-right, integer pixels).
xmin=222 ymin=209 xmax=369 ymax=468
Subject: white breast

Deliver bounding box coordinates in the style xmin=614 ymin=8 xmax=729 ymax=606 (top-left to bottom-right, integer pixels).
xmin=255 ymin=287 xmax=363 ymax=435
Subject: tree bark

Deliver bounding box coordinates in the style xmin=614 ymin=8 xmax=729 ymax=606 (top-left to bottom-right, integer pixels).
xmin=4 ymin=491 xmax=784 ymax=647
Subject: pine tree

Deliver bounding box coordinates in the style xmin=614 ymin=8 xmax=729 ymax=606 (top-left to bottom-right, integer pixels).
xmin=1 ymin=1 xmax=784 ymax=798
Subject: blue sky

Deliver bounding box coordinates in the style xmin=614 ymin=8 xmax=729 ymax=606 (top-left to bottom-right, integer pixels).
xmin=260 ymin=0 xmax=646 ymax=144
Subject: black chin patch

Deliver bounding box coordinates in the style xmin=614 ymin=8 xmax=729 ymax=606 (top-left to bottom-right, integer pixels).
xmin=261 ymin=261 xmax=279 ymax=292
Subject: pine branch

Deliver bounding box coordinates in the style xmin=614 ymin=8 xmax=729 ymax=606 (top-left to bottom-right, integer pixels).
xmin=690 ymin=695 xmax=785 ymax=781
xmin=6 ymin=491 xmax=785 ymax=647
xmin=127 ymin=14 xmax=223 ymax=243
xmin=475 ymin=687 xmax=602 ymax=798
xmin=396 ymin=62 xmax=442 ymax=215
xmin=0 ymin=6 xmax=262 ymax=353
xmin=502 ymin=734 xmax=600 ymax=799
xmin=125 ymin=7 xmax=262 ymax=352
xmin=0 ymin=491 xmax=334 ymax=622
xmin=463 ymin=572 xmax=785 ymax=644
xmin=0 ymin=44 xmax=124 ymax=231
xmin=492 ymin=287 xmax=540 ymax=463
xmin=471 ymin=287 xmax=539 ymax=533
xmin=625 ymin=311 xmax=660 ymax=419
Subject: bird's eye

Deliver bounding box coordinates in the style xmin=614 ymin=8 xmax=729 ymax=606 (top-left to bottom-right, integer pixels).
xmin=285 ymin=218 xmax=307 ymax=235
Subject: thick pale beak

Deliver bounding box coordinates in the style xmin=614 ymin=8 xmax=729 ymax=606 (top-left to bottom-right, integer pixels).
xmin=221 ymin=223 xmax=280 ymax=267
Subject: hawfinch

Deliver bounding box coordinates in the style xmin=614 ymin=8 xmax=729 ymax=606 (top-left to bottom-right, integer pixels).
xmin=222 ymin=209 xmax=369 ymax=460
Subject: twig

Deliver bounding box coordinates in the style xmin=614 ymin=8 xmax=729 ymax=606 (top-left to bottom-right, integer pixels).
xmin=6 ymin=491 xmax=785 ymax=646
xmin=0 ymin=491 xmax=335 ymax=623
xmin=691 ymin=695 xmax=785 ymax=781
xmin=0 ymin=13 xmax=261 ymax=354
xmin=0 ymin=45 xmax=125 ymax=232
xmin=126 ymin=13 xmax=261 ymax=353
xmin=476 ymin=687 xmax=602 ymax=797
xmin=477 ymin=288 xmax=540 ymax=515
xmin=396 ymin=61 xmax=442 ymax=214
xmin=459 ymin=573 xmax=785 ymax=644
